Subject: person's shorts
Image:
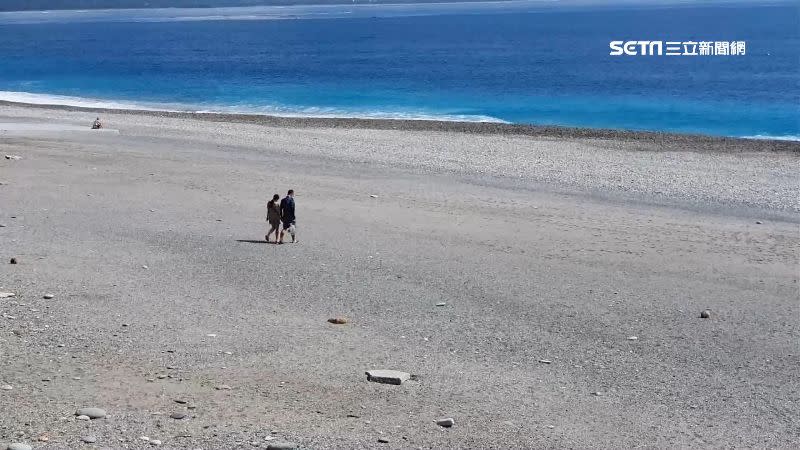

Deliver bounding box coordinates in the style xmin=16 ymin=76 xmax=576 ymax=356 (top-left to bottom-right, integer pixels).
xmin=282 ymin=221 xmax=296 ymax=234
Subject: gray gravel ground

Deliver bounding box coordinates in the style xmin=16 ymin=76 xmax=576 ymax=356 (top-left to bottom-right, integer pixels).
xmin=1 ymin=105 xmax=799 ymax=449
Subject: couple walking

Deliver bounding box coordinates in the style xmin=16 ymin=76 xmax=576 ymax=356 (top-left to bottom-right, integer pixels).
xmin=266 ymin=189 xmax=297 ymax=244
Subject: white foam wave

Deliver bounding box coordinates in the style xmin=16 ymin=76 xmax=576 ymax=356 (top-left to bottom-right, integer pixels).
xmin=740 ymin=134 xmax=800 ymax=142
xmin=0 ymin=90 xmax=507 ymax=124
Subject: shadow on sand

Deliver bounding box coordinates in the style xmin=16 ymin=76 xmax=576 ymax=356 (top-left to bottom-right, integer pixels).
xmin=236 ymin=239 xmax=270 ymax=244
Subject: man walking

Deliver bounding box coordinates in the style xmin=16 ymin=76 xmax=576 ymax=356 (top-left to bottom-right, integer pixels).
xmin=279 ymin=189 xmax=297 ymax=244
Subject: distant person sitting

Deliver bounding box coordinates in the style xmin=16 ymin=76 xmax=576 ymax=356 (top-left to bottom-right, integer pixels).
xmin=266 ymin=194 xmax=281 ymax=243
xmin=279 ymin=189 xmax=297 ymax=244
xmin=91 ymin=117 xmax=102 ymax=129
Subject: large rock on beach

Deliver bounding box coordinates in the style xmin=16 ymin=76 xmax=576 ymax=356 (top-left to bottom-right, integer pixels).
xmin=365 ymin=369 xmax=411 ymax=385
xmin=75 ymin=407 xmax=106 ymax=419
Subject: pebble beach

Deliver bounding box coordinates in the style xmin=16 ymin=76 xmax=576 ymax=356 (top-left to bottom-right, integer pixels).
xmin=1 ymin=103 xmax=799 ymax=449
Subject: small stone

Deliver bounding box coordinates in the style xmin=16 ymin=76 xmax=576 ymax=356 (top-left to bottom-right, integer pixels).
xmin=121 ymin=323 xmax=129 ymax=327
xmin=76 ymin=415 xmax=90 ymax=421
xmin=37 ymin=435 xmax=49 ymax=442
xmin=266 ymin=443 xmax=296 ymax=450
xmin=81 ymin=436 xmax=97 ymax=443
xmin=700 ymin=309 xmax=711 ymax=319
xmin=75 ymin=407 xmax=106 ymax=419
xmin=150 ymin=439 xmax=162 ymax=446
xmin=366 ymin=369 xmax=411 ymax=385
xmin=215 ymin=384 xmax=232 ymax=390
xmin=369 ymin=194 xmax=378 ymax=198
xmin=174 ymin=399 xmax=188 ymax=404
xmin=435 ymin=302 xmax=447 ymax=307
xmin=170 ymin=412 xmax=187 ymax=420
xmin=142 ymin=265 xmax=149 ymax=269
xmin=7 ymin=444 xmax=32 ymax=450
xmin=327 ymin=317 xmax=348 ymax=324
xmin=538 ymin=359 xmax=552 ymax=364
xmin=592 ymin=391 xmax=603 ymax=396
xmin=206 ymin=333 xmax=217 ymax=337
xmin=627 ymin=336 xmax=638 ymax=341
xmin=0 ymin=292 xmax=16 ymax=298
xmin=378 ymin=438 xmax=390 ymax=443
xmin=157 ymin=374 xmax=167 ymax=379
xmin=5 ymin=154 xmax=22 ymax=160
xmin=436 ymin=417 xmax=455 ymax=427
xmin=1 ymin=384 xmax=12 ymax=390
xmin=43 ymin=294 xmax=54 ymax=299
xmin=139 ymin=436 xmax=150 ymax=441
xmin=9 ymin=258 xmax=17 ymax=264
xmin=755 ymin=221 xmax=763 ymax=224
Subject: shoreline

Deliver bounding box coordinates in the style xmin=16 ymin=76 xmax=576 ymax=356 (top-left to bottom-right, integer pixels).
xmin=2 ymin=99 xmax=798 ymax=154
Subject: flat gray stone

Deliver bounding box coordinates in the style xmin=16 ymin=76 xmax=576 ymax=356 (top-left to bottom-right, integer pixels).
xmin=7 ymin=444 xmax=33 ymax=450
xmin=75 ymin=407 xmax=106 ymax=419
xmin=366 ymin=369 xmax=411 ymax=385
xmin=170 ymin=412 xmax=187 ymax=420
xmin=436 ymin=417 xmax=455 ymax=427
xmin=81 ymin=436 xmax=97 ymax=443
xmin=43 ymin=294 xmax=54 ymax=299
xmin=76 ymin=415 xmax=90 ymax=421
xmin=266 ymin=443 xmax=296 ymax=450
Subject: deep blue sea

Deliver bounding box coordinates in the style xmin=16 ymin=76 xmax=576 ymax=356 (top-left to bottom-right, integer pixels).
xmin=0 ymin=1 xmax=797 ymax=138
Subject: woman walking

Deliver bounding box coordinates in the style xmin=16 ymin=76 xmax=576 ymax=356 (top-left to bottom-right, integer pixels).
xmin=266 ymin=194 xmax=282 ymax=243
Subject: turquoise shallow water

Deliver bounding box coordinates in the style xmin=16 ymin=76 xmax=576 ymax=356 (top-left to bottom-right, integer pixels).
xmin=0 ymin=1 xmax=797 ymax=138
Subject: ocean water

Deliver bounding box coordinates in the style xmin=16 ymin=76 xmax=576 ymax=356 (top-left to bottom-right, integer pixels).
xmin=0 ymin=1 xmax=797 ymax=138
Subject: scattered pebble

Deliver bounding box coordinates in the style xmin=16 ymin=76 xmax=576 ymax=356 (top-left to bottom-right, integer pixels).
xmin=140 ymin=436 xmax=150 ymax=441
xmin=0 ymin=292 xmax=16 ymax=298
xmin=266 ymin=443 xmax=296 ymax=450
xmin=174 ymin=399 xmax=188 ymax=404
xmin=76 ymin=415 xmax=90 ymax=421
xmin=206 ymin=334 xmax=217 ymax=337
xmin=366 ymin=369 xmax=411 ymax=385
xmin=538 ymin=359 xmax=552 ymax=364
xmin=369 ymin=194 xmax=378 ymax=198
xmin=378 ymin=438 xmax=390 ymax=443
xmin=215 ymin=384 xmax=232 ymax=390
xmin=5 ymin=154 xmax=22 ymax=160
xmin=37 ymin=435 xmax=49 ymax=442
xmin=81 ymin=436 xmax=97 ymax=444
xmin=327 ymin=317 xmax=348 ymax=324
xmin=592 ymin=391 xmax=603 ymax=396
xmin=700 ymin=309 xmax=711 ymax=319
xmin=170 ymin=412 xmax=187 ymax=420
xmin=1 ymin=384 xmax=12 ymax=390
xmin=75 ymin=407 xmax=106 ymax=419
xmin=7 ymin=443 xmax=32 ymax=450
xmin=142 ymin=265 xmax=149 ymax=269
xmin=436 ymin=417 xmax=455 ymax=428
xmin=150 ymin=439 xmax=162 ymax=446
xmin=43 ymin=294 xmax=54 ymax=299
xmin=755 ymin=221 xmax=763 ymax=224
xmin=435 ymin=302 xmax=447 ymax=307
xmin=627 ymin=336 xmax=638 ymax=341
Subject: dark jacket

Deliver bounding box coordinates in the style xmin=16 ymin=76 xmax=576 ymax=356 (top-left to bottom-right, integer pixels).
xmin=280 ymin=196 xmax=296 ymax=224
